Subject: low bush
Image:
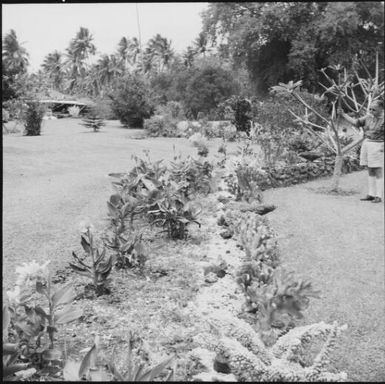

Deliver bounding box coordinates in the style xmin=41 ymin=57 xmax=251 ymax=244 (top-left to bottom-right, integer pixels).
xmin=23 ymin=101 xmax=45 ymax=136
xmin=218 ymin=96 xmax=253 ymax=135
xmin=109 ymin=74 xmax=154 ymax=128
xmin=144 ymin=115 xmax=180 ymax=137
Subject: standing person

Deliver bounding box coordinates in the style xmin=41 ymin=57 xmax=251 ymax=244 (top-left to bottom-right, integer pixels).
xmin=338 ymin=100 xmax=384 ymax=203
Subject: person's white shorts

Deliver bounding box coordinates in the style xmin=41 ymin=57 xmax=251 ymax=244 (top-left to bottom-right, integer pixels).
xmin=360 ymin=140 xmax=384 ymax=168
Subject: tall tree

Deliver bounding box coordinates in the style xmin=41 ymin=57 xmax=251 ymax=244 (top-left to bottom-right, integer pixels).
xmin=182 ymin=46 xmax=197 ymax=68
xmin=2 ymin=29 xmax=29 ymax=75
xmin=65 ymin=27 xmax=96 ymax=92
xmin=202 ymin=2 xmax=384 ymax=94
xmin=146 ymin=34 xmax=174 ymax=73
xmin=41 ymin=51 xmax=65 ymax=90
xmin=194 ymin=31 xmax=209 ymax=57
xmin=2 ymin=29 xmax=29 ymax=101
xmin=97 ymin=54 xmax=123 ymax=91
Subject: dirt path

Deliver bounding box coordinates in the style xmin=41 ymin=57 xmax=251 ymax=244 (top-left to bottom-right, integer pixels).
xmin=263 ymin=171 xmax=385 ymax=382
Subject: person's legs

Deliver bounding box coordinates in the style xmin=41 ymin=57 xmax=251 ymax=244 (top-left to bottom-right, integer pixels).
xmin=360 ymin=167 xmax=376 ymax=200
xmin=372 ymin=167 xmax=383 ymax=203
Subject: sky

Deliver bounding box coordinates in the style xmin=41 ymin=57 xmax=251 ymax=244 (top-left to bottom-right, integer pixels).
xmin=2 ymin=2 xmax=209 ymax=72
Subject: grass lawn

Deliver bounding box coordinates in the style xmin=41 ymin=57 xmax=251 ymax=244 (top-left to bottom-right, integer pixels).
xmin=3 ymin=118 xmax=384 ymax=381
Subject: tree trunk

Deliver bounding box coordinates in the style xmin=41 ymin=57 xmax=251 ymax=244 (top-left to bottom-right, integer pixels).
xmin=331 ymin=154 xmax=343 ymax=192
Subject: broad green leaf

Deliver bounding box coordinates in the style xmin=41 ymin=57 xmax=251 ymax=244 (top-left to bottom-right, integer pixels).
xmin=107 ymin=201 xmax=119 ymax=218
xmin=63 ymin=359 xmax=81 ymax=381
xmin=141 ymin=177 xmax=156 ymax=191
xmin=78 ymin=337 xmax=99 ymax=379
xmin=34 ymin=305 xmax=49 ymax=319
xmin=51 ymin=283 xmax=76 ymax=307
xmin=54 ymin=306 xmax=82 ymax=324
xmin=36 ymin=281 xmax=48 ymax=296
xmin=3 ymin=363 xmax=30 ymax=377
xmin=148 ymin=356 xmax=174 ymax=380
xmin=109 ymin=193 xmax=122 ymax=206
xmin=81 ymin=235 xmax=91 ymax=254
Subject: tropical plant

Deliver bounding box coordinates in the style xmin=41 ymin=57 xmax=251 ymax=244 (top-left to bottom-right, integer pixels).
xmin=70 ymin=224 xmax=113 ymax=296
xmin=148 ymin=189 xmax=201 ymax=240
xmin=169 ymin=155 xmax=213 ymax=199
xmin=5 ymin=261 xmax=82 ymax=370
xmin=3 ymin=305 xmax=33 ymax=380
xmin=63 ymin=334 xmax=174 ymax=381
xmin=23 ymin=101 xmax=45 ymax=136
xmin=248 ymin=268 xmax=320 ymax=338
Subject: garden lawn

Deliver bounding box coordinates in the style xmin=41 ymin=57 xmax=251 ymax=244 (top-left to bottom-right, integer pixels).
xmin=2 ymin=118 xmax=247 ymax=291
xmin=264 ymin=171 xmax=385 ymax=382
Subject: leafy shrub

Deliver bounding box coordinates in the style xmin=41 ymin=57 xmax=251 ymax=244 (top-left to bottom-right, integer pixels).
xmin=178 ymin=65 xmax=240 ymax=119
xmin=155 ymin=101 xmax=185 ymax=120
xmin=5 ymin=261 xmax=81 ymax=371
xmin=169 ymin=155 xmax=213 ymax=199
xmin=144 ymin=115 xmax=179 ymax=137
xmin=70 ymin=225 xmax=113 ymax=296
xmin=148 ymin=190 xmax=201 ymax=240
xmin=286 ymin=132 xmax=319 ymax=153
xmin=109 ymin=74 xmax=154 ymax=128
xmin=247 ymin=268 xmax=320 ymax=336
xmin=23 ymin=101 xmax=45 ymax=136
xmin=93 ymin=97 xmax=117 ymax=119
xmin=218 ymin=96 xmax=253 ymax=134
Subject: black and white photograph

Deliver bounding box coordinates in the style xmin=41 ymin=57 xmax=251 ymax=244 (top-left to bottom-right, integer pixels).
xmin=2 ymin=1 xmax=384 ymax=381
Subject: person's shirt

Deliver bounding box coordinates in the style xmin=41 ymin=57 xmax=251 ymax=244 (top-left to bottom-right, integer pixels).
xmin=355 ymin=114 xmax=384 ymax=142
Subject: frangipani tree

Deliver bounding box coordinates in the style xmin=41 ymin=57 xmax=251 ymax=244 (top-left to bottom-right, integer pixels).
xmin=271 ymin=52 xmax=384 ymax=191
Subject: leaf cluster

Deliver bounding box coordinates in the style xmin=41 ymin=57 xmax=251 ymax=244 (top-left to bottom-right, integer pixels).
xmin=70 ymin=230 xmax=113 ymax=296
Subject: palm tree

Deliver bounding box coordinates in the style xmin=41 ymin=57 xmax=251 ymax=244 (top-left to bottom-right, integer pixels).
xmin=97 ymin=54 xmax=123 ymax=92
xmin=41 ymin=51 xmax=65 ymax=90
xmin=2 ymin=29 xmax=29 ymax=75
xmin=65 ymin=27 xmax=96 ymax=91
xmin=117 ymin=36 xmax=131 ymax=71
xmin=183 ymin=46 xmax=197 ymax=68
xmin=194 ymin=32 xmax=209 ymax=57
xmin=146 ymin=34 xmax=174 ymax=73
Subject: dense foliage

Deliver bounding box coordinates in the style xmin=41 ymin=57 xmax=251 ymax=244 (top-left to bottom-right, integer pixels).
xmin=23 ymin=101 xmax=45 ymax=136
xmin=109 ymin=75 xmax=154 ymax=128
xmin=202 ymin=2 xmax=384 ymax=94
